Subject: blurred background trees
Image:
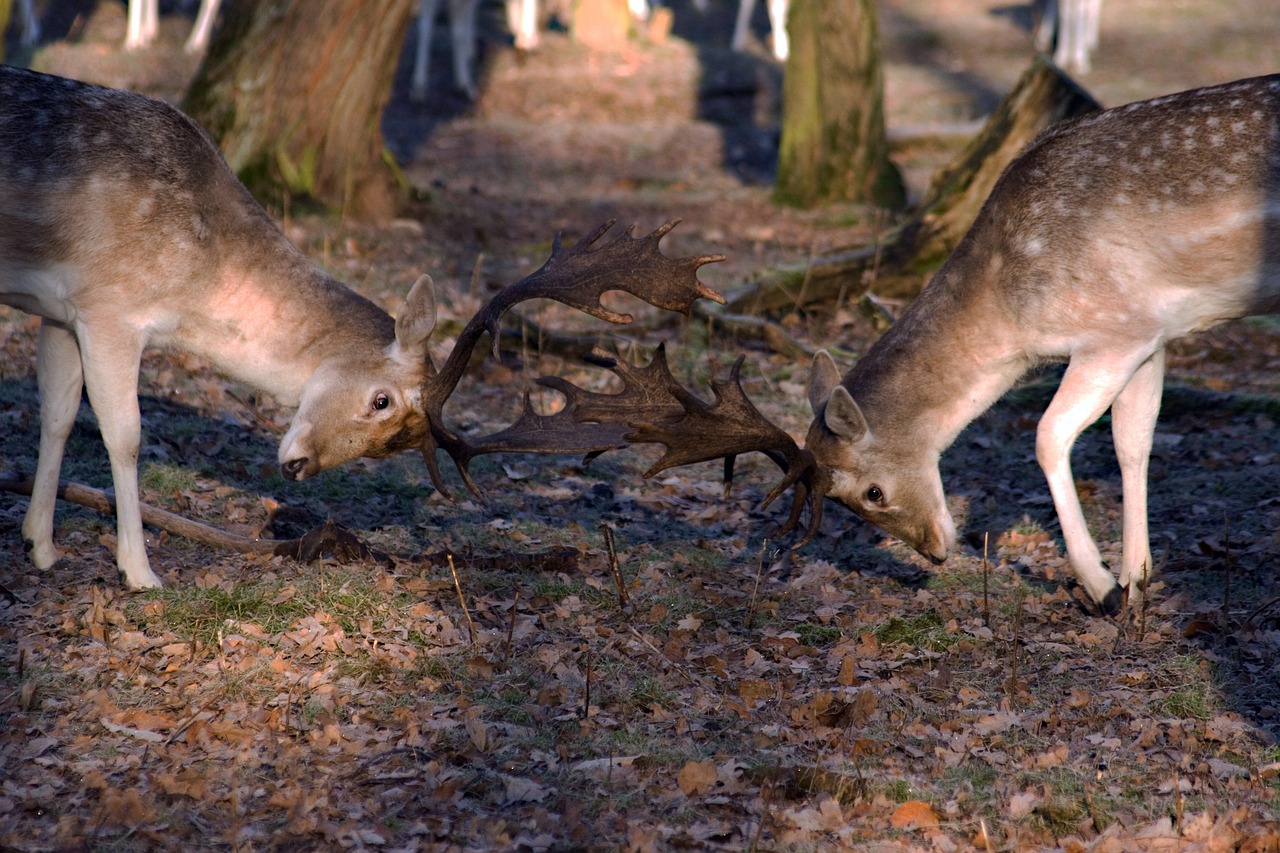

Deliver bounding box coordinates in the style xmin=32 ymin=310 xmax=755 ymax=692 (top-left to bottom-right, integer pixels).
xmin=775 ymin=0 xmax=904 ymax=211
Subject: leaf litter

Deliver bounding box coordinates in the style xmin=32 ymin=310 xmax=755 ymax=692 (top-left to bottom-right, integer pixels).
xmin=6 ymin=0 xmax=1280 ymax=849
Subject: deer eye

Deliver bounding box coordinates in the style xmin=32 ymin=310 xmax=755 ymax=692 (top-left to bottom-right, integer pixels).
xmin=373 ymin=393 xmax=391 ymax=411
xmin=866 ymin=485 xmax=884 ymax=505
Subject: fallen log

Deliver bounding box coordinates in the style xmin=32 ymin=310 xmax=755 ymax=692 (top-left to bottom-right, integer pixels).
xmin=721 ymin=57 xmax=1102 ymax=316
xmin=0 ymin=477 xmax=389 ymax=565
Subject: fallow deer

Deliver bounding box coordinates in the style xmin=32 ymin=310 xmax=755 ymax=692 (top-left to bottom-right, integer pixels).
xmin=804 ymin=75 xmax=1280 ymax=614
xmin=0 ymin=66 xmax=725 ymax=590
xmin=126 ymin=0 xmax=223 ymax=54
xmin=1034 ymin=0 xmax=1102 ymax=74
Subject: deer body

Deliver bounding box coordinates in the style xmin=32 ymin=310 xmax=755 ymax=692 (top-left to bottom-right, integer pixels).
xmin=1 ymin=66 xmax=436 ymax=590
xmin=806 ymin=75 xmax=1280 ymax=613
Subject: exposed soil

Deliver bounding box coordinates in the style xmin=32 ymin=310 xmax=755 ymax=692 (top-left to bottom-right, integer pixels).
xmin=5 ymin=0 xmax=1280 ymax=850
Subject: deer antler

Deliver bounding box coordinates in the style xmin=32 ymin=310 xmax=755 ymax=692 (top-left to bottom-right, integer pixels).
xmin=420 ymin=220 xmax=725 ymax=498
xmin=537 ymin=345 xmax=830 ymax=547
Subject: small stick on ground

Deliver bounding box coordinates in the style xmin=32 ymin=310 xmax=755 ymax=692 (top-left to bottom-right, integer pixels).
xmin=504 ymin=588 xmax=520 ymax=662
xmin=448 ymin=554 xmax=476 ymax=645
xmin=747 ymin=778 xmax=774 ymax=853
xmin=746 ymin=539 xmax=770 ymax=630
xmin=982 ymin=532 xmax=990 ymax=628
xmin=1221 ymin=512 xmax=1233 ymax=630
xmin=1085 ymin=780 xmax=1104 ymax=834
xmin=582 ymin=646 xmax=593 ymax=720
xmin=978 ymin=818 xmax=995 ymax=853
xmin=601 ymin=525 xmax=627 ymax=608
xmin=1006 ymin=577 xmax=1024 ymax=704
xmin=1138 ymin=559 xmax=1150 ymax=637
xmin=1173 ymin=769 xmax=1185 ymax=831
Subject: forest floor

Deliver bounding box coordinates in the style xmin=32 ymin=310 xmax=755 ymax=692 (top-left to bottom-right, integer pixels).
xmin=5 ymin=0 xmax=1280 ymax=850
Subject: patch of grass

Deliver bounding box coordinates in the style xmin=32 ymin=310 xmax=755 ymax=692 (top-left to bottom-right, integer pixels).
xmin=136 ymin=583 xmax=297 ymax=644
xmin=879 ymin=778 xmax=919 ymax=803
xmin=1152 ymin=654 xmax=1218 ymax=721
xmin=1157 ymin=683 xmax=1217 ymax=721
xmin=628 ymin=674 xmax=676 ymax=710
xmin=794 ymin=621 xmax=845 ymax=647
xmin=129 ymin=567 xmax=433 ymax=647
xmin=873 ymin=610 xmax=955 ymax=652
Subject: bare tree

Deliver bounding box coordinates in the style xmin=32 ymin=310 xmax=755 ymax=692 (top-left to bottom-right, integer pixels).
xmin=182 ymin=0 xmax=418 ymax=221
xmin=774 ymin=0 xmax=904 ymax=210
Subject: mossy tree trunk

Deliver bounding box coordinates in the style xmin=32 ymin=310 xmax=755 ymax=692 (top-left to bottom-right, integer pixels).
xmin=182 ymin=0 xmax=417 ymax=222
xmin=774 ymin=0 xmax=905 ymax=210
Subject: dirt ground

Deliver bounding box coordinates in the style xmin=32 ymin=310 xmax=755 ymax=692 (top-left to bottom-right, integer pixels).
xmin=6 ymin=0 xmax=1280 ymax=850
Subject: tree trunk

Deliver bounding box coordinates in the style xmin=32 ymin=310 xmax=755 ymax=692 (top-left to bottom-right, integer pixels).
xmin=726 ymin=58 xmax=1101 ymax=315
xmin=182 ymin=0 xmax=417 ymax=222
xmin=0 ymin=0 xmax=12 ymax=63
xmin=774 ymin=0 xmax=905 ymax=210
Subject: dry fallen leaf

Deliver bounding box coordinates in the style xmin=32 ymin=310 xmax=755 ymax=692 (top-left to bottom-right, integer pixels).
xmin=676 ymin=759 xmax=718 ymax=796
xmin=890 ymin=800 xmax=939 ymax=830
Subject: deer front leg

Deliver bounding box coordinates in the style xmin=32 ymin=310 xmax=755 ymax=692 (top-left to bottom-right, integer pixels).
xmin=77 ymin=324 xmax=161 ymax=590
xmin=1036 ymin=353 xmax=1149 ymax=614
xmin=1110 ymin=346 xmax=1165 ymax=603
xmin=22 ymin=322 xmax=84 ymax=571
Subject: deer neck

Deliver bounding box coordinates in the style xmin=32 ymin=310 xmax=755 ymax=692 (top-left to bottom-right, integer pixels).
xmin=169 ymin=229 xmax=398 ymax=407
xmin=847 ymin=259 xmax=1029 ymax=453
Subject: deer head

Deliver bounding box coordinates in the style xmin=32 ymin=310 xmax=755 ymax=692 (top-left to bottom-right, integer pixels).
xmin=278 ymin=274 xmax=438 ymax=481
xmin=804 ymin=349 xmax=953 ymax=563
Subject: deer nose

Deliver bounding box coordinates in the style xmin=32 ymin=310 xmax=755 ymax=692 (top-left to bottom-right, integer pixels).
xmin=281 ymin=457 xmax=308 ymax=480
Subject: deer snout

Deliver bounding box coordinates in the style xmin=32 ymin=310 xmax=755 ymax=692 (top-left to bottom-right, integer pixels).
xmin=281 ymin=457 xmax=309 ymax=481
xmin=915 ymin=512 xmax=956 ymax=566
xmin=279 ymin=424 xmax=315 ymax=480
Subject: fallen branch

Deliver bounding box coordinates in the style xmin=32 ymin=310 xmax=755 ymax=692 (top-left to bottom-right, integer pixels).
xmin=0 ymin=476 xmax=389 ymax=565
xmin=1 ymin=476 xmax=282 ymax=554
xmin=723 ymin=57 xmax=1102 ymax=314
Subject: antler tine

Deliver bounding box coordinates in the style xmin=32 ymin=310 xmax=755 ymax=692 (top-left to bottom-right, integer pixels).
xmin=523 ymin=345 xmax=830 ymax=547
xmin=418 ymin=220 xmax=724 ymax=499
xmin=440 ymin=391 xmax=634 ymax=494
xmin=622 ymin=352 xmax=829 ymax=547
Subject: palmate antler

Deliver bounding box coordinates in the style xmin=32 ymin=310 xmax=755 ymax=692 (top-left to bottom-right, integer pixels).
xmin=539 ymin=346 xmax=830 ymax=547
xmin=423 ymin=219 xmax=827 ymax=547
xmin=419 ymin=220 xmax=725 ymax=497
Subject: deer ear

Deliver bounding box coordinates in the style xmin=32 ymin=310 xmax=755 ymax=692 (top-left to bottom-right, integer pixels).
xmin=807 ymin=349 xmax=842 ymax=413
xmin=823 ymin=386 xmax=869 ymax=442
xmin=394 ymin=274 xmax=437 ymax=356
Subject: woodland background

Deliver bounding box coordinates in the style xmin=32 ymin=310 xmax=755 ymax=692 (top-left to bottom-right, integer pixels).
xmin=4 ymin=0 xmax=1280 ymax=850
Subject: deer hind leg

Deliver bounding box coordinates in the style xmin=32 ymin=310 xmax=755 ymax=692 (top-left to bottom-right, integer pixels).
xmin=1036 ymin=350 xmax=1152 ymax=613
xmin=411 ymin=0 xmax=440 ymax=103
xmin=76 ymin=323 xmax=160 ymax=590
xmin=766 ymin=0 xmax=788 ymax=60
xmin=731 ymin=0 xmax=755 ymax=53
xmin=22 ymin=322 xmax=84 ymax=571
xmin=448 ymin=0 xmax=481 ymax=99
xmin=1110 ymin=346 xmax=1165 ymax=603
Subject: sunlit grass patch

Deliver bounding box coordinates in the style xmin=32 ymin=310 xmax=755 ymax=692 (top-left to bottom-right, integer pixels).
xmin=129 ymin=565 xmax=447 ymax=647
xmin=1151 ymin=653 xmax=1219 ymax=721
xmin=138 ymin=462 xmax=202 ymax=501
xmin=872 ymin=609 xmax=956 ymax=652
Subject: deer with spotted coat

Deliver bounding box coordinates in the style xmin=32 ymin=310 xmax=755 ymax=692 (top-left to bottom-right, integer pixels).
xmin=804 ymin=75 xmax=1280 ymax=614
xmin=0 ymin=66 xmax=725 ymax=591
